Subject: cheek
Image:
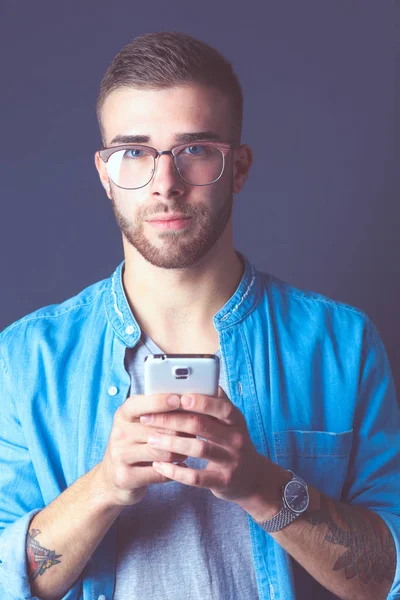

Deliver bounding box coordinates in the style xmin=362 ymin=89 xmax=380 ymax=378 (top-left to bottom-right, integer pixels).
xmin=110 ymin=199 xmax=139 ymax=231
xmin=111 ymin=189 xmax=146 ymax=219
xmin=132 ymin=189 xmax=152 ymax=206
xmin=111 ymin=184 xmax=148 ymax=206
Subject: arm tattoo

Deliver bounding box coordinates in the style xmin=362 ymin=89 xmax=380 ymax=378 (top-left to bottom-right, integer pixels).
xmin=27 ymin=528 xmax=62 ymax=581
xmin=305 ymin=495 xmax=396 ymax=585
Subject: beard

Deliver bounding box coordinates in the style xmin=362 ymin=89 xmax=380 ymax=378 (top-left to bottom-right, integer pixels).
xmin=110 ymin=184 xmax=234 ymax=269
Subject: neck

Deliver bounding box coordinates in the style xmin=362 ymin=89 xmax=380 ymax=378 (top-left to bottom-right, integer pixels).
xmin=122 ymin=239 xmax=244 ymax=350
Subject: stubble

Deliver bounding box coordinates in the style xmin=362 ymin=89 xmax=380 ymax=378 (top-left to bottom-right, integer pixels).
xmin=110 ymin=185 xmax=234 ymax=269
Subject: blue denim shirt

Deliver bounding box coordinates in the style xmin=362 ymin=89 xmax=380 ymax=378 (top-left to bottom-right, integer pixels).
xmin=0 ymin=255 xmax=399 ymax=600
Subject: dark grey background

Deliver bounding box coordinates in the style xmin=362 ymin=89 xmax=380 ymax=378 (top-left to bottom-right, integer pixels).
xmin=1 ymin=1 xmax=399 ymax=393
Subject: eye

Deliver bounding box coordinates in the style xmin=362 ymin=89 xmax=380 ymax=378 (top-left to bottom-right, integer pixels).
xmin=124 ymin=148 xmax=146 ymax=159
xmin=184 ymin=145 xmax=205 ymax=155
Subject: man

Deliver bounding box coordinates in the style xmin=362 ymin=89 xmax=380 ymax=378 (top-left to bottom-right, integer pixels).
xmin=0 ymin=31 xmax=399 ymax=600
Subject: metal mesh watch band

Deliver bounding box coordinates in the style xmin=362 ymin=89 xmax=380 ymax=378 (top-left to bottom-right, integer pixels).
xmin=253 ymin=471 xmax=308 ymax=533
xmin=254 ymin=504 xmax=299 ymax=532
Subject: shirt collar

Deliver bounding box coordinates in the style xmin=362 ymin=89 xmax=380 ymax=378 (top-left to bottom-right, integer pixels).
xmin=104 ymin=252 xmax=263 ymax=347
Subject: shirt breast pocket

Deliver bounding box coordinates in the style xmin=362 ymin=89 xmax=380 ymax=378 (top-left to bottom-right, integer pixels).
xmin=272 ymin=429 xmax=354 ymax=499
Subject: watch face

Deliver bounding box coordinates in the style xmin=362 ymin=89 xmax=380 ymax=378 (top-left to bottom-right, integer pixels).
xmin=284 ymin=480 xmax=309 ymax=513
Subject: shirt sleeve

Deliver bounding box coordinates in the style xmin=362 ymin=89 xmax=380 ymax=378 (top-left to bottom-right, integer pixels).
xmin=0 ymin=344 xmax=81 ymax=600
xmin=342 ymin=318 xmax=400 ymax=599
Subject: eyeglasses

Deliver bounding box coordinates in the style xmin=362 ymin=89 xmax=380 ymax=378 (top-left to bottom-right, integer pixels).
xmin=98 ymin=141 xmax=233 ymax=190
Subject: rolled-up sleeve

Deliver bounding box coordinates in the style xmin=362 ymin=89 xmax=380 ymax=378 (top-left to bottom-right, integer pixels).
xmin=0 ymin=340 xmax=83 ymax=600
xmin=0 ymin=509 xmax=42 ymax=599
xmin=0 ymin=344 xmax=47 ymax=599
xmin=0 ymin=509 xmax=81 ymax=599
xmin=342 ymin=319 xmax=400 ymax=598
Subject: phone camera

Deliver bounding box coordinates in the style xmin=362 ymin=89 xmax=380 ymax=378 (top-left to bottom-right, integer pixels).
xmin=173 ymin=367 xmax=191 ymax=379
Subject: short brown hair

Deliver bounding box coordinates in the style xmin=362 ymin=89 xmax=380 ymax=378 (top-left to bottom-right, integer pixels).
xmin=96 ymin=31 xmax=243 ymax=145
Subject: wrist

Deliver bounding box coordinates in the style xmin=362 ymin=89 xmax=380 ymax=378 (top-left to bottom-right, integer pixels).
xmin=89 ymin=462 xmax=126 ymax=513
xmin=237 ymin=458 xmax=292 ymax=521
xmin=91 ymin=461 xmax=148 ymax=509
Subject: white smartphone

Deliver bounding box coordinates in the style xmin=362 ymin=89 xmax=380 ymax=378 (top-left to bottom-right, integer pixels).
xmin=144 ymin=354 xmax=220 ymax=396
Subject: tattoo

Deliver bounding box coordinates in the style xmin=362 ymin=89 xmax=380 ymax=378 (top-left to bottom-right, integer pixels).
xmin=306 ymin=495 xmax=396 ymax=585
xmin=27 ymin=528 xmax=62 ymax=581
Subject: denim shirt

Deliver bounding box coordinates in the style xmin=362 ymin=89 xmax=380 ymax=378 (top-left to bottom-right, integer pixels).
xmin=0 ymin=255 xmax=399 ymax=600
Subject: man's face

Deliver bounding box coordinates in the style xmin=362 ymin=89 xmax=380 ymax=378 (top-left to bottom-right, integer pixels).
xmin=96 ymin=84 xmax=246 ymax=269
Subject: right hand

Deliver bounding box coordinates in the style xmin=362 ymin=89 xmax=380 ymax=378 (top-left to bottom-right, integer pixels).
xmin=97 ymin=393 xmax=189 ymax=506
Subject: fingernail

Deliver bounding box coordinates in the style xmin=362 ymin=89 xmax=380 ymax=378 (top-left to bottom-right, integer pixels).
xmin=140 ymin=415 xmax=152 ymax=424
xmin=168 ymin=395 xmax=180 ymax=407
xmin=181 ymin=395 xmax=194 ymax=408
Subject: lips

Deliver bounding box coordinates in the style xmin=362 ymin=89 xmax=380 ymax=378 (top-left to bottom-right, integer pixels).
xmin=147 ymin=215 xmax=191 ymax=222
xmin=146 ymin=215 xmax=192 ymax=231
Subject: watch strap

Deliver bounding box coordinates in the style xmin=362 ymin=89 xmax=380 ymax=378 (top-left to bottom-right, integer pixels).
xmin=253 ymin=471 xmax=308 ymax=533
xmin=254 ymin=505 xmax=299 ymax=532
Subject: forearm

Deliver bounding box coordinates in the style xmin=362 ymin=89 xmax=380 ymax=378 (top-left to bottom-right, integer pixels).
xmin=247 ymin=480 xmax=396 ymax=600
xmin=273 ymin=490 xmax=395 ymax=600
xmin=27 ymin=463 xmax=123 ymax=600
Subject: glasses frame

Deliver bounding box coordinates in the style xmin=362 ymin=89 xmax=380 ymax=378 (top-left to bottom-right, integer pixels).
xmin=98 ymin=140 xmax=234 ymax=189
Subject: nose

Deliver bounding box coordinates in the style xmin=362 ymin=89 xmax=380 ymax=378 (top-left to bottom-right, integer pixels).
xmin=149 ymin=152 xmax=186 ymax=198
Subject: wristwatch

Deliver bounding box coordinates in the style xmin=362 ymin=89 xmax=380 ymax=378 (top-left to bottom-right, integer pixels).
xmin=253 ymin=470 xmax=309 ymax=532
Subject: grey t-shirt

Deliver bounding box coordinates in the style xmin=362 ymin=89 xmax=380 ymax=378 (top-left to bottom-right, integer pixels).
xmin=113 ymin=332 xmax=259 ymax=599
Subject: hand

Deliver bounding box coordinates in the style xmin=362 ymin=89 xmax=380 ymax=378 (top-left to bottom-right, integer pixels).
xmin=98 ymin=393 xmax=192 ymax=507
xmin=139 ymin=387 xmax=283 ymax=512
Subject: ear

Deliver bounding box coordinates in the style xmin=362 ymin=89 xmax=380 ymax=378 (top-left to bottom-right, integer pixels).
xmin=94 ymin=151 xmax=112 ymax=199
xmin=232 ymin=144 xmax=253 ymax=194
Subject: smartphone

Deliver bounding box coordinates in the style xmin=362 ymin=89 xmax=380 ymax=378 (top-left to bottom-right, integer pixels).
xmin=144 ymin=354 xmax=220 ymax=396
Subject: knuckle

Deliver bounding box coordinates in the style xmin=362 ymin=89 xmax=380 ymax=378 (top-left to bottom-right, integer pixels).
xmin=114 ymin=465 xmax=129 ymax=489
xmin=110 ymin=446 xmax=123 ymax=461
xmin=163 ymin=463 xmax=176 ymax=479
xmin=223 ymin=402 xmax=234 ymax=421
xmin=231 ymin=431 xmax=245 ymax=449
xmin=113 ymin=407 xmax=123 ymax=423
xmin=153 ymin=426 xmax=171 ymax=436
xmin=154 ymin=414 xmax=167 ymax=428
xmin=231 ymin=457 xmax=241 ymax=472
xmin=117 ymin=398 xmax=131 ymax=416
xmin=189 ymin=414 xmax=202 ymax=434
xmin=223 ymin=470 xmax=234 ymax=488
xmin=189 ymin=471 xmax=201 ymax=486
xmin=202 ymin=395 xmax=211 ymax=413
xmin=111 ymin=426 xmax=126 ymax=442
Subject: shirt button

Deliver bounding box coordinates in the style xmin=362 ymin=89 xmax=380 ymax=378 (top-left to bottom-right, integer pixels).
xmin=108 ymin=386 xmax=118 ymax=396
xmin=125 ymin=325 xmax=135 ymax=335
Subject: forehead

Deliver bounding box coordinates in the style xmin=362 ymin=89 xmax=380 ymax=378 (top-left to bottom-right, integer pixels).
xmin=100 ymin=84 xmax=233 ymax=145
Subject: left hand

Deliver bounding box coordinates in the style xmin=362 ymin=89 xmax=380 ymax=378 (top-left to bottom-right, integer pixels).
xmin=139 ymin=386 xmax=279 ymax=509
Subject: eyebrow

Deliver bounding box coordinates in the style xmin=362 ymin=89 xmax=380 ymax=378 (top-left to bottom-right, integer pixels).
xmin=109 ymin=131 xmax=222 ymax=146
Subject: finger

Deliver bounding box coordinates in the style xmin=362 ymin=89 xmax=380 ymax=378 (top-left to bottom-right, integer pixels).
xmin=148 ymin=434 xmax=231 ymax=463
xmin=152 ymin=461 xmax=221 ymax=489
xmin=140 ymin=412 xmax=237 ymax=446
xmin=115 ymin=441 xmax=188 ymax=465
xmin=112 ymin=422 xmax=195 ymax=444
xmin=118 ymin=393 xmax=182 ymax=422
xmin=115 ymin=464 xmax=176 ymax=490
xmin=179 ymin=387 xmax=241 ymax=425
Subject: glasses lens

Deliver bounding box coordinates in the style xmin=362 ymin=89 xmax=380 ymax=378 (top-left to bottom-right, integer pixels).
xmin=175 ymin=145 xmax=224 ymax=185
xmin=107 ymin=147 xmax=154 ymax=189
